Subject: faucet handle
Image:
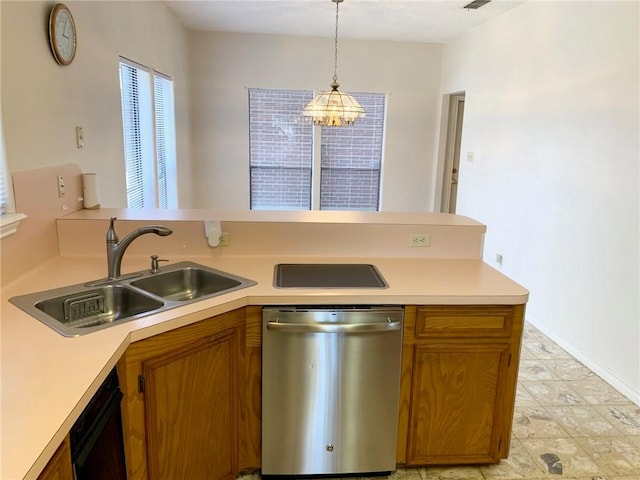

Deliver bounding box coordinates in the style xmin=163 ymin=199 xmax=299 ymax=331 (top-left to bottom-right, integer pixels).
xmin=150 ymin=255 xmax=169 ymax=274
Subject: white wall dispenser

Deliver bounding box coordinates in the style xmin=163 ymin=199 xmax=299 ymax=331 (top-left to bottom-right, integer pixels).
xmin=204 ymin=220 xmax=222 ymax=247
xmin=82 ymin=173 xmax=101 ymax=209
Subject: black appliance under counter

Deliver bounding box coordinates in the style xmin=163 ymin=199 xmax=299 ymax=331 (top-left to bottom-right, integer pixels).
xmin=70 ymin=367 xmax=127 ymax=480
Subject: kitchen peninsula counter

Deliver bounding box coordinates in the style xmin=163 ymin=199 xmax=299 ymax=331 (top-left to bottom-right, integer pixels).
xmin=1 ymin=211 xmax=528 ymax=479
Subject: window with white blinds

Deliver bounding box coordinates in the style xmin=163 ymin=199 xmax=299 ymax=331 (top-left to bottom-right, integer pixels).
xmin=0 ymin=111 xmax=27 ymax=238
xmin=0 ymin=111 xmax=14 ymax=216
xmin=119 ymin=58 xmax=177 ymax=209
xmin=0 ymin=160 xmax=11 ymax=216
xmin=248 ymin=88 xmax=385 ymax=211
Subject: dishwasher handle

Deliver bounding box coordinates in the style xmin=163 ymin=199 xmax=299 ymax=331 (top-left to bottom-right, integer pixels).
xmin=266 ymin=320 xmax=401 ymax=334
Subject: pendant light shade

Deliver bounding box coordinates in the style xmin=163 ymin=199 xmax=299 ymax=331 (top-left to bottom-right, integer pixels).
xmin=303 ymin=0 xmax=365 ymax=127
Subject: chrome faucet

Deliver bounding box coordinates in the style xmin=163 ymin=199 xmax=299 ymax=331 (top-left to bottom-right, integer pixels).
xmin=106 ymin=217 xmax=173 ymax=279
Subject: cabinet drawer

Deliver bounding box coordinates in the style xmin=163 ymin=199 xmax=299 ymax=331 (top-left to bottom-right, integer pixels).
xmin=415 ymin=306 xmax=513 ymax=339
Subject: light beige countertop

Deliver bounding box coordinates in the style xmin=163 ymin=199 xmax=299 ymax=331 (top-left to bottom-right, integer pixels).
xmin=1 ymin=254 xmax=528 ymax=480
xmin=61 ymin=208 xmax=489 ymax=227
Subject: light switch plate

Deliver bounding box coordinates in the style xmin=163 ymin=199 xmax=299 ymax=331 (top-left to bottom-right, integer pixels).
xmin=57 ymin=176 xmax=65 ymax=197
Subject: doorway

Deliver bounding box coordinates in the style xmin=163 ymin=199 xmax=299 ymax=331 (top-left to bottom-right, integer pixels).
xmin=440 ymin=93 xmax=465 ymax=213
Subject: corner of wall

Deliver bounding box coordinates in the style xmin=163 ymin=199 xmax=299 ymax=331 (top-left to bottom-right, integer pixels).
xmin=1 ymin=163 xmax=84 ymax=287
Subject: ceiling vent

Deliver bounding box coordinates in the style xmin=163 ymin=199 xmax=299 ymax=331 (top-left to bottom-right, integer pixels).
xmin=464 ymin=0 xmax=491 ymax=9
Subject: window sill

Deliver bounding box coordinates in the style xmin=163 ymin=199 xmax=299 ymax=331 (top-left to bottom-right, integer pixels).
xmin=0 ymin=213 xmax=27 ymax=239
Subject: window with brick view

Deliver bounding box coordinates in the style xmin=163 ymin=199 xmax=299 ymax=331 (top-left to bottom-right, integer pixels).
xmin=249 ymin=88 xmax=385 ymax=211
xmin=320 ymin=93 xmax=385 ymax=210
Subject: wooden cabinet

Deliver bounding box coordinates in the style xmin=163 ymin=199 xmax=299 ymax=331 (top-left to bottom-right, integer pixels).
xmin=117 ymin=303 xmax=524 ymax=474
xmin=398 ymin=305 xmax=525 ymax=466
xmin=118 ymin=308 xmax=247 ymax=480
xmin=37 ymin=436 xmax=73 ymax=480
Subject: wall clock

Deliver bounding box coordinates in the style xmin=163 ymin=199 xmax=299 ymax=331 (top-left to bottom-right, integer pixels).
xmin=49 ymin=3 xmax=77 ymax=66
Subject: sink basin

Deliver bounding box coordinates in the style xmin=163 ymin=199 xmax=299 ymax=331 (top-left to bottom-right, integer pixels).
xmin=9 ymin=262 xmax=257 ymax=337
xmin=132 ymin=267 xmax=243 ymax=301
xmin=10 ymin=284 xmax=164 ymax=337
xmin=35 ymin=285 xmax=164 ymax=329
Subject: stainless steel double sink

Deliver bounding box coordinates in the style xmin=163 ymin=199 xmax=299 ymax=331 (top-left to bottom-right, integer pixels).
xmin=9 ymin=262 xmax=257 ymax=337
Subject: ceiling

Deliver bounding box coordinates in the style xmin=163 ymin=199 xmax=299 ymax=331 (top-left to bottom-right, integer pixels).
xmin=163 ymin=0 xmax=527 ymax=44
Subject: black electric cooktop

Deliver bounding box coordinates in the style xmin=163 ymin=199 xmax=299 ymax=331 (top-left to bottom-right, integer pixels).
xmin=273 ymin=263 xmax=388 ymax=289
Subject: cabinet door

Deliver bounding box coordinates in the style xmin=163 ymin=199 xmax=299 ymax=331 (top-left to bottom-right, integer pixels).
xmin=406 ymin=342 xmax=511 ymax=465
xmin=37 ymin=436 xmax=73 ymax=480
xmin=119 ymin=309 xmax=246 ymax=480
xmin=142 ymin=328 xmax=239 ymax=480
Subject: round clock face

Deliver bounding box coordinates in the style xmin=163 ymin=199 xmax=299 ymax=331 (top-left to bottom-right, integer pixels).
xmin=49 ymin=4 xmax=77 ymax=65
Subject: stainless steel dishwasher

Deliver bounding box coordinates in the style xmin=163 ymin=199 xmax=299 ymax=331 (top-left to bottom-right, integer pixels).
xmin=262 ymin=306 xmax=404 ymax=476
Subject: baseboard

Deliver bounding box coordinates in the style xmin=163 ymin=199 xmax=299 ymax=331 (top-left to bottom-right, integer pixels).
xmin=526 ymin=314 xmax=640 ymax=407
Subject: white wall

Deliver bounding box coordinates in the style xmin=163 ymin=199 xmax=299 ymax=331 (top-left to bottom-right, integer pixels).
xmin=1 ymin=1 xmax=193 ymax=208
xmin=2 ymin=5 xmax=444 ymax=212
xmin=440 ymin=1 xmax=639 ymax=403
xmin=188 ymin=32 xmax=443 ymax=211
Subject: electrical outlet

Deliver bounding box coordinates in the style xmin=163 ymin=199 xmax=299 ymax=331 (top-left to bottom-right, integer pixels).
xmin=495 ymin=253 xmax=503 ymax=267
xmin=409 ymin=234 xmax=430 ymax=247
xmin=218 ymin=232 xmax=230 ymax=246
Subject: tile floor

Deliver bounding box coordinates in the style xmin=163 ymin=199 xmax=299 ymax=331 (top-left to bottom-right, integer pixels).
xmin=244 ymin=323 xmax=640 ymax=480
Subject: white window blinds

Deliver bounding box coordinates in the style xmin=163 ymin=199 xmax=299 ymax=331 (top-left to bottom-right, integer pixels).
xmin=0 ymin=110 xmax=12 ymax=215
xmin=153 ymin=73 xmax=177 ymax=209
xmin=0 ymin=153 xmax=10 ymax=216
xmin=119 ymin=58 xmax=177 ymax=209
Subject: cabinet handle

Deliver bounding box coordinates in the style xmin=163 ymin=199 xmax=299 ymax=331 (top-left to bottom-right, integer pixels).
xmin=266 ymin=321 xmax=401 ymax=333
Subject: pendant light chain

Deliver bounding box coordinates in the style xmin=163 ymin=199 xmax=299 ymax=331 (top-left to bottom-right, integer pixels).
xmin=332 ymin=0 xmax=340 ymax=85
xmin=302 ymin=0 xmax=365 ymax=126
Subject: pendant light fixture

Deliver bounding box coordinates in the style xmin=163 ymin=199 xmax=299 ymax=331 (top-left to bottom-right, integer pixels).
xmin=302 ymin=0 xmax=365 ymax=127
